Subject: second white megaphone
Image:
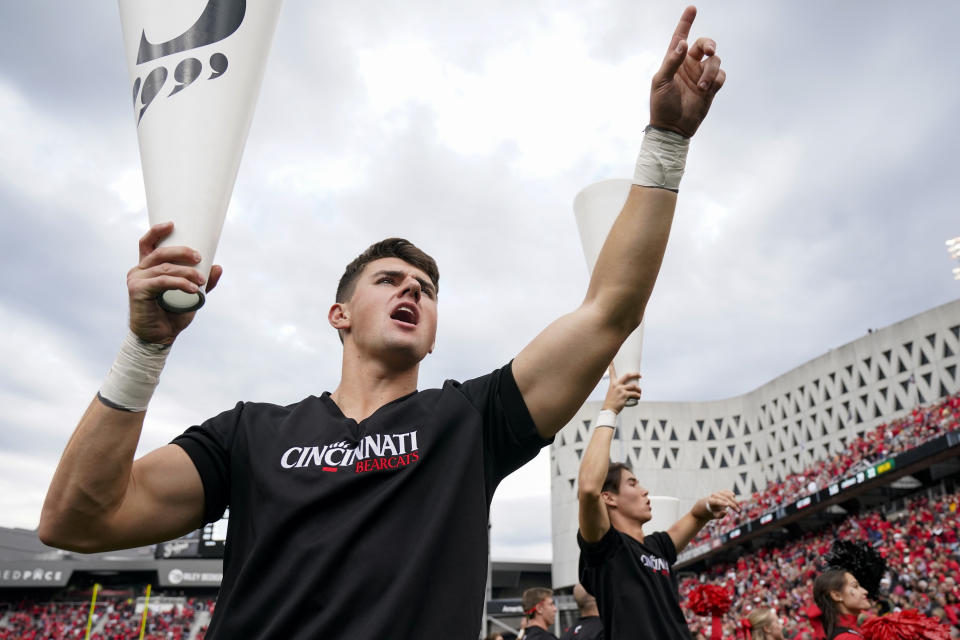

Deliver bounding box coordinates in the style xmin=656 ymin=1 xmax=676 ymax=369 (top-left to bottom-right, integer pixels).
xmin=573 ymin=179 xmax=645 ymax=404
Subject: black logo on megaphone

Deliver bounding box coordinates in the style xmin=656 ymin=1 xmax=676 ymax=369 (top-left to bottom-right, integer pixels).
xmin=130 ymin=0 xmax=246 ymax=124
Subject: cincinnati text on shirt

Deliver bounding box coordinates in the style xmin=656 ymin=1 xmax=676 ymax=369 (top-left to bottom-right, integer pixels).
xmin=279 ymin=431 xmax=420 ymax=474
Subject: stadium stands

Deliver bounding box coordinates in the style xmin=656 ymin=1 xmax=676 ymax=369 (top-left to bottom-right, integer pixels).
xmin=689 ymin=392 xmax=960 ymax=549
xmin=0 ymin=596 xmax=215 ymax=640
xmin=679 ymin=486 xmax=960 ymax=639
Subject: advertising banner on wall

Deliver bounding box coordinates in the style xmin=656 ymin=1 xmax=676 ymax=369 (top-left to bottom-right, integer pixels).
xmin=157 ymin=560 xmax=224 ymax=587
xmin=0 ymin=563 xmax=73 ymax=587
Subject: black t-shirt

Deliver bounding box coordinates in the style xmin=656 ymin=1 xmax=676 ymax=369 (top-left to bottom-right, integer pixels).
xmin=578 ymin=527 xmax=688 ymax=640
xmin=524 ymin=625 xmax=560 ymax=640
xmin=173 ymin=362 xmax=549 ymax=639
xmin=559 ymin=615 xmax=604 ymax=640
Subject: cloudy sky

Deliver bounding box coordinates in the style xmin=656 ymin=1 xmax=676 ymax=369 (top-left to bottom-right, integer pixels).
xmin=1 ymin=1 xmax=958 ymax=561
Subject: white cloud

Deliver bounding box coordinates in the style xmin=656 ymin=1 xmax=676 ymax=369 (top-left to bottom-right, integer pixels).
xmin=266 ymin=154 xmax=370 ymax=197
xmin=0 ymin=305 xmax=109 ymax=528
xmin=0 ymin=452 xmax=53 ymax=530
xmin=109 ymin=168 xmax=148 ymax=215
xmin=354 ymin=12 xmax=656 ymax=178
xmin=0 ymin=80 xmax=137 ymax=224
xmin=490 ymin=487 xmax=553 ymax=561
xmin=2 ymin=0 xmax=959 ymax=564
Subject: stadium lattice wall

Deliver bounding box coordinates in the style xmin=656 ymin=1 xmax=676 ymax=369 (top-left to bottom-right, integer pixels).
xmin=550 ymin=298 xmax=960 ymax=588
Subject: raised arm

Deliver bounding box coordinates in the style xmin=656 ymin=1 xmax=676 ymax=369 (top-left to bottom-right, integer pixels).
xmin=578 ymin=366 xmax=641 ymax=543
xmin=665 ymin=490 xmax=740 ymax=553
xmin=39 ymin=222 xmax=221 ymax=552
xmin=513 ymin=6 xmax=725 ymax=438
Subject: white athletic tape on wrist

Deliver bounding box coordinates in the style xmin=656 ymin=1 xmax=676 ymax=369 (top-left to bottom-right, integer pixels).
xmin=633 ymin=125 xmax=690 ymax=192
xmin=595 ymin=409 xmax=619 ymax=429
xmin=98 ymin=331 xmax=170 ymax=412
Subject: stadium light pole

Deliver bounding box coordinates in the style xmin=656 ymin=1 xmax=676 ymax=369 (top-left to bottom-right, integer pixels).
xmin=947 ymin=236 xmax=960 ymax=280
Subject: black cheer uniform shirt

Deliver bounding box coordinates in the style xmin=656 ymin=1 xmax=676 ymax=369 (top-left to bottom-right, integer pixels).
xmin=525 ymin=625 xmax=560 ymax=640
xmin=173 ymin=362 xmax=549 ymax=639
xmin=559 ymin=615 xmax=604 ymax=640
xmin=578 ymin=527 xmax=688 ymax=640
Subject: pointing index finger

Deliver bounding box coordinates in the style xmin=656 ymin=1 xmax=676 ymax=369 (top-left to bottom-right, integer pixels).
xmin=666 ymin=6 xmax=697 ymax=56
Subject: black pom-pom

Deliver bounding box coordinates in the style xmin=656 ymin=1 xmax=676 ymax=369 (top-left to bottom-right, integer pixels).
xmin=823 ymin=540 xmax=887 ymax=599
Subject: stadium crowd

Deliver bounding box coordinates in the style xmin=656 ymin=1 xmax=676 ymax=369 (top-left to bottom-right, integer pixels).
xmin=97 ymin=597 xmax=199 ymax=640
xmin=0 ymin=596 xmax=213 ymax=640
xmin=0 ymin=602 xmax=87 ymax=640
xmin=680 ymin=488 xmax=960 ymax=639
xmin=690 ymin=392 xmax=960 ymax=547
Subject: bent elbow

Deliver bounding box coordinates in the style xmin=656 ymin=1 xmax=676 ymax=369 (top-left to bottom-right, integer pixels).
xmin=577 ymin=478 xmax=602 ymax=501
xmin=38 ymin=511 xmax=104 ymax=554
xmin=37 ymin=503 xmax=65 ymax=546
xmin=577 ymin=298 xmax=641 ymax=352
xmin=37 ymin=520 xmax=57 ymax=548
xmin=37 ymin=517 xmax=74 ymax=551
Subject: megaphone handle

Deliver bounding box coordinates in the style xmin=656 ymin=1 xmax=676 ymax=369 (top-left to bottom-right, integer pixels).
xmin=157 ymin=289 xmax=205 ymax=314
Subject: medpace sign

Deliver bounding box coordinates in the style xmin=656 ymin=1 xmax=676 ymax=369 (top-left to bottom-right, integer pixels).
xmin=0 ymin=563 xmax=72 ymax=587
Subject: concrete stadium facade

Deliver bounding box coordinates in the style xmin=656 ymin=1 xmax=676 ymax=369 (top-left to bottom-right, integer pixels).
xmin=550 ymin=298 xmax=960 ymax=588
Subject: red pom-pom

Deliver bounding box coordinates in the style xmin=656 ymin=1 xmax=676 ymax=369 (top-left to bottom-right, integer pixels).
xmin=862 ymin=609 xmax=951 ymax=640
xmin=688 ymin=584 xmax=733 ymax=616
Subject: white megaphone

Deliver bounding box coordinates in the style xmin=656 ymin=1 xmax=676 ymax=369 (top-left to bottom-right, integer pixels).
xmin=573 ymin=178 xmax=645 ymax=405
xmin=118 ymin=0 xmax=283 ymax=312
xmin=645 ymin=496 xmax=680 ymax=533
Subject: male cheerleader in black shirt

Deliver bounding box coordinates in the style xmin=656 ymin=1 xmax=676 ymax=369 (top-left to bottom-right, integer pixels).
xmin=577 ymin=367 xmax=741 ymax=639
xmin=40 ymin=6 xmax=726 ymax=638
xmin=522 ymin=588 xmax=559 ymax=640
xmin=559 ymin=584 xmax=604 ymax=640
